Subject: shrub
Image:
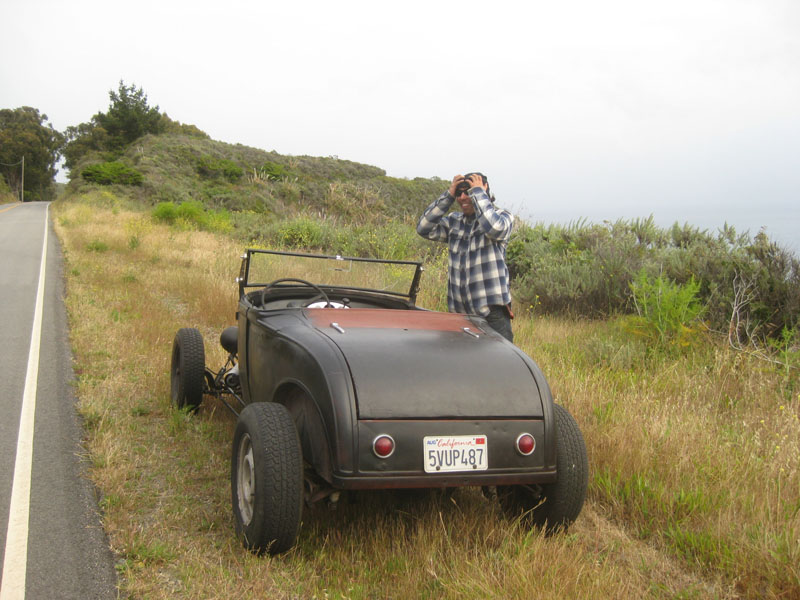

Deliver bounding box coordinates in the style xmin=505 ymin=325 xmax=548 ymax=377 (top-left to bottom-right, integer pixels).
xmin=508 ymin=218 xmax=799 ymax=343
xmin=201 ymin=208 xmax=233 ymax=234
xmin=259 ymin=161 xmax=290 ymax=181
xmin=81 ymin=161 xmax=144 ymax=186
xmin=277 ymin=217 xmax=324 ymax=248
xmin=193 ymin=155 xmax=243 ymax=182
xmin=151 ymin=200 xmax=231 ymax=233
xmin=629 ymin=269 xmax=705 ymax=350
xmin=159 ymin=115 xmax=209 ymax=139
xmin=175 ymin=199 xmax=205 ymax=222
xmin=151 ymin=201 xmax=178 ymax=223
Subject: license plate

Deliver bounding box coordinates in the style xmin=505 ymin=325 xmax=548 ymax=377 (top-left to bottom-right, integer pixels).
xmin=424 ymin=435 xmax=488 ymax=473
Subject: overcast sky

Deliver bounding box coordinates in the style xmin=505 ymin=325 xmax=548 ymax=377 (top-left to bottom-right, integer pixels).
xmin=2 ymin=0 xmax=798 ymax=251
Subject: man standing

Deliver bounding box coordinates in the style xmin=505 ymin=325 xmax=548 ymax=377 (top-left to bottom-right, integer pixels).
xmin=417 ymin=172 xmax=515 ymax=342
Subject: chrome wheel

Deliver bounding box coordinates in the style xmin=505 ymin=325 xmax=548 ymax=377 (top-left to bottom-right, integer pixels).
xmin=236 ymin=433 xmax=256 ymax=525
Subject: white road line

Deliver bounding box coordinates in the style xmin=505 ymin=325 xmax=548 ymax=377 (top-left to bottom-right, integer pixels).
xmin=1 ymin=205 xmax=49 ymax=600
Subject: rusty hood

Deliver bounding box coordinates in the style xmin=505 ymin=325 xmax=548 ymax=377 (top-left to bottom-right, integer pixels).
xmin=307 ymin=309 xmax=544 ymax=419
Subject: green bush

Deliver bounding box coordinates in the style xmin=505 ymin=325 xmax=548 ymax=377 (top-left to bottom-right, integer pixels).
xmin=151 ymin=200 xmax=231 ymax=233
xmin=259 ymin=161 xmax=290 ymax=181
xmin=629 ymin=269 xmax=704 ymax=350
xmin=201 ymin=208 xmax=233 ymax=233
xmin=175 ymin=199 xmax=205 ymax=222
xmin=508 ymin=218 xmax=799 ymax=343
xmin=81 ymin=161 xmax=143 ymax=186
xmin=277 ymin=217 xmax=325 ymax=248
xmin=151 ymin=201 xmax=178 ymax=223
xmin=193 ymin=155 xmax=243 ymax=182
xmin=159 ymin=115 xmax=209 ymax=139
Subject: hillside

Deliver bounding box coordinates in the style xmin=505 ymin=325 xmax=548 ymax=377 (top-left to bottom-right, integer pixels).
xmin=68 ymin=132 xmax=444 ymax=227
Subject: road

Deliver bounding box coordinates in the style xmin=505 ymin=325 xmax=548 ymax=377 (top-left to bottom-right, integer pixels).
xmin=0 ymin=202 xmax=117 ymax=599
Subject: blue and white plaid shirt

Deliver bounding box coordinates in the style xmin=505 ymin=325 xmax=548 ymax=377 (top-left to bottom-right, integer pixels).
xmin=417 ymin=187 xmax=513 ymax=316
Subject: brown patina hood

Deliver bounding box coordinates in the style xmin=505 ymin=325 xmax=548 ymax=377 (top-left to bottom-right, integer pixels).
xmin=308 ymin=309 xmax=545 ymax=419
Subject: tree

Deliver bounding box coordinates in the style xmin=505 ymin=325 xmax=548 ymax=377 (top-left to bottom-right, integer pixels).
xmin=63 ymin=81 xmax=164 ymax=173
xmin=0 ymin=107 xmax=64 ymax=201
xmin=0 ymin=172 xmax=15 ymax=203
xmin=62 ymin=121 xmax=111 ymax=172
xmin=96 ymin=81 xmax=164 ymax=149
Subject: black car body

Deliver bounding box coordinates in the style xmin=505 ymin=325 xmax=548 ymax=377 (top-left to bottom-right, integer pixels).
xmin=170 ymin=249 xmax=588 ymax=554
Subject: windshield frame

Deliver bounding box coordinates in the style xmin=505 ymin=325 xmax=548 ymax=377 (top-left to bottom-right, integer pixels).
xmin=238 ymin=249 xmax=424 ymax=303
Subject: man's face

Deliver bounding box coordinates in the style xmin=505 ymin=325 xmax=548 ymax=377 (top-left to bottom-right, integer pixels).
xmin=456 ymin=190 xmax=475 ymax=215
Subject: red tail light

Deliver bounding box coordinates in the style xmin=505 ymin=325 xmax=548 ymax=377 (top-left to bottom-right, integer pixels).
xmin=373 ymin=435 xmax=395 ymax=458
xmin=516 ymin=433 xmax=535 ymax=456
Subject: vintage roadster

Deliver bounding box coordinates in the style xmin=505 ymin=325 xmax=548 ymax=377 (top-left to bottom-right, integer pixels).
xmin=170 ymin=249 xmax=588 ymax=554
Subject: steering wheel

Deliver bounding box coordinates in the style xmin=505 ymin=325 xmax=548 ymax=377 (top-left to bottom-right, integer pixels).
xmin=260 ymin=278 xmax=331 ymax=309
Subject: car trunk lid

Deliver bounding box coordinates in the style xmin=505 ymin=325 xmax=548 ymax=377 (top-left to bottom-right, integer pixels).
xmin=308 ymin=309 xmax=544 ymax=419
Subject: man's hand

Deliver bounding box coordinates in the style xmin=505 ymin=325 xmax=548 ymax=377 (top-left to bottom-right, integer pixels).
xmin=449 ymin=173 xmax=487 ymax=197
xmin=448 ymin=174 xmax=467 ymax=197
xmin=465 ymin=173 xmax=487 ymax=191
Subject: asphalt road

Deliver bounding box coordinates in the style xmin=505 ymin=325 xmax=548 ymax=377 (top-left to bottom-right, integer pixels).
xmin=0 ymin=202 xmax=117 ymax=599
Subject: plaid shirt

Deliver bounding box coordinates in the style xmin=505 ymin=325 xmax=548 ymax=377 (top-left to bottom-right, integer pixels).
xmin=417 ymin=187 xmax=513 ymax=316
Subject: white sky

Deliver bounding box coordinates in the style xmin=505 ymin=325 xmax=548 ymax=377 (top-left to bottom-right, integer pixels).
xmin=2 ymin=0 xmax=798 ymax=251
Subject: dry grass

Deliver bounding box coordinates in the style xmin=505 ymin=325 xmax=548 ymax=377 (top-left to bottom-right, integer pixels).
xmin=53 ymin=194 xmax=798 ymax=599
xmin=515 ymin=317 xmax=800 ymax=598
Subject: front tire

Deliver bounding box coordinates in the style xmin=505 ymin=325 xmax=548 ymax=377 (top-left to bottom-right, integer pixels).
xmin=170 ymin=328 xmax=205 ymax=411
xmin=498 ymin=403 xmax=588 ymax=533
xmin=232 ymin=402 xmax=303 ymax=555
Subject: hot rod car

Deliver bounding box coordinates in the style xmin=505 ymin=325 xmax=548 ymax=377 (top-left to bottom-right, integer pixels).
xmin=170 ymin=249 xmax=588 ymax=555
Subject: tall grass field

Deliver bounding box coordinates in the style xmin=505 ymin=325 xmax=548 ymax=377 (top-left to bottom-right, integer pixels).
xmin=53 ymin=193 xmax=797 ymax=599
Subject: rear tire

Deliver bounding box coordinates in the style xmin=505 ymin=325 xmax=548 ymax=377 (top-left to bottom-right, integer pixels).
xmin=498 ymin=403 xmax=588 ymax=533
xmin=170 ymin=328 xmax=205 ymax=411
xmin=232 ymin=402 xmax=303 ymax=555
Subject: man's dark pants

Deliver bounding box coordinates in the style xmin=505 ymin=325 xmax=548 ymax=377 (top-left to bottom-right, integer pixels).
xmin=485 ymin=305 xmax=513 ymax=343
